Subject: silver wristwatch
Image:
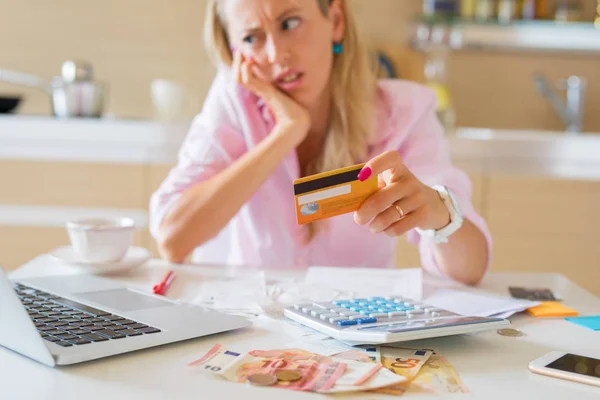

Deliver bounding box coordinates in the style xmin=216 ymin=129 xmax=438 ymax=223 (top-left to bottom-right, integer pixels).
xmin=416 ymin=185 xmax=463 ymax=243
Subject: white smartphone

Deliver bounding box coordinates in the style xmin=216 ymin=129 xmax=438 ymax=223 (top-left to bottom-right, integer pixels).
xmin=529 ymin=351 xmax=600 ymax=387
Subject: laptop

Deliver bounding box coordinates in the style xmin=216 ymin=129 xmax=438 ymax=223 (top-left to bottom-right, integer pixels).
xmin=0 ymin=265 xmax=251 ymax=367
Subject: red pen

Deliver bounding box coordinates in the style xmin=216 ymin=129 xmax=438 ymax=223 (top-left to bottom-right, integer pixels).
xmin=153 ymin=270 xmax=175 ymax=296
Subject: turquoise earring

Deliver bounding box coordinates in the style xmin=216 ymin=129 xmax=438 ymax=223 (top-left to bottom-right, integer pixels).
xmin=333 ymin=42 xmax=343 ymax=55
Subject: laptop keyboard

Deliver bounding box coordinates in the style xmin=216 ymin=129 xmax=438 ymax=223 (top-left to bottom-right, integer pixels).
xmin=13 ymin=283 xmax=161 ymax=347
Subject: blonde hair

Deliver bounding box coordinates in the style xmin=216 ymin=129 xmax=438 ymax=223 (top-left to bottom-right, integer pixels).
xmin=205 ymin=0 xmax=377 ymax=241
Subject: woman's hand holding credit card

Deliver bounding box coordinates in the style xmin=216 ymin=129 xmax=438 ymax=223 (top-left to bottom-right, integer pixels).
xmin=295 ymin=150 xmax=451 ymax=238
xmin=354 ymin=150 xmax=451 ymax=237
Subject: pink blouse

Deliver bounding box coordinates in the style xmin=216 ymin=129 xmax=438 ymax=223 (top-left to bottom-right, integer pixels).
xmin=149 ymin=70 xmax=492 ymax=276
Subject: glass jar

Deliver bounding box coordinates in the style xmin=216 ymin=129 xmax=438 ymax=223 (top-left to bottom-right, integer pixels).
xmin=535 ymin=0 xmax=552 ymax=19
xmin=554 ymin=0 xmax=583 ymax=23
xmin=497 ymin=0 xmax=517 ymax=23
xmin=522 ymin=0 xmax=536 ymax=19
xmin=461 ymin=0 xmax=477 ymax=20
xmin=475 ymin=0 xmax=497 ymax=21
xmin=422 ymin=0 xmax=460 ymax=21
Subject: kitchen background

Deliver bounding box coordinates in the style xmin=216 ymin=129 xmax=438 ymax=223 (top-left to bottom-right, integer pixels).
xmin=1 ymin=0 xmax=598 ymax=131
xmin=1 ymin=1 xmax=600 ymax=295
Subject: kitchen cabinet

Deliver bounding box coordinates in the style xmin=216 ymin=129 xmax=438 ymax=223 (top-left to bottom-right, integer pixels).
xmin=0 ymin=159 xmax=150 ymax=270
xmin=486 ymin=175 xmax=600 ymax=296
xmin=398 ymin=172 xmax=600 ymax=296
xmin=0 ymin=160 xmax=145 ymax=208
xmin=0 ymin=226 xmax=70 ymax=269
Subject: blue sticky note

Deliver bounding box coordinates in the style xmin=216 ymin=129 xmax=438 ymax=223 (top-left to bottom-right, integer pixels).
xmin=565 ymin=315 xmax=600 ymax=331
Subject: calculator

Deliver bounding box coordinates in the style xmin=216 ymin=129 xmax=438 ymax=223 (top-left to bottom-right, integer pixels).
xmin=284 ymin=296 xmax=510 ymax=345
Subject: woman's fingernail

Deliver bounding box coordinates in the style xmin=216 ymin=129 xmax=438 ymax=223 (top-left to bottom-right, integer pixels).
xmin=357 ymin=167 xmax=372 ymax=182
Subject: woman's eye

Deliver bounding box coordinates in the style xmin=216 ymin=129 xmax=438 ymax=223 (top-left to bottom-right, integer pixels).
xmin=282 ymin=17 xmax=301 ymax=31
xmin=243 ymin=35 xmax=255 ymax=44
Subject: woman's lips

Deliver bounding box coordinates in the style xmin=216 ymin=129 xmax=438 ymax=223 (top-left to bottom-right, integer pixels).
xmin=275 ymin=71 xmax=304 ymax=91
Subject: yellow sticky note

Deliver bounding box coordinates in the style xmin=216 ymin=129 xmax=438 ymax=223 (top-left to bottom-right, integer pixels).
xmin=527 ymin=301 xmax=578 ymax=318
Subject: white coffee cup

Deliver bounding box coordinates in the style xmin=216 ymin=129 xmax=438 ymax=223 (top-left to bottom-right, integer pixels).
xmin=66 ymin=217 xmax=135 ymax=263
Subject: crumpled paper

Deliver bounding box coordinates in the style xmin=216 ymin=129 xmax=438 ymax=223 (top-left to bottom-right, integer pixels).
xmin=192 ymin=272 xmax=353 ymax=319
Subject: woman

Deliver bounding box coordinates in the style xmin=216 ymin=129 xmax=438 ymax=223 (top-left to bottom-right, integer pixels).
xmin=150 ymin=0 xmax=491 ymax=285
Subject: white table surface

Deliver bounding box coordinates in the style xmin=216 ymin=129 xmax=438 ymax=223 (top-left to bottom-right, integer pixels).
xmin=2 ymin=255 xmax=600 ymax=400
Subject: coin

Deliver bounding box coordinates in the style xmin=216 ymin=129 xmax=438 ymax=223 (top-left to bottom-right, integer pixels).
xmin=247 ymin=373 xmax=278 ymax=387
xmin=497 ymin=328 xmax=524 ymax=337
xmin=275 ymin=370 xmax=302 ymax=382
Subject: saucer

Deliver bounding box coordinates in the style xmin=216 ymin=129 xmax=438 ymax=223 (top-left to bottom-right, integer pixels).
xmin=50 ymin=246 xmax=151 ymax=275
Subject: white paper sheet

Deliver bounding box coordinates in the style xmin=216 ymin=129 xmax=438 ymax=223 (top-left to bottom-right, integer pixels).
xmin=304 ymin=267 xmax=423 ymax=300
xmin=491 ymin=310 xmax=521 ymax=319
xmin=423 ymin=288 xmax=540 ymax=317
xmin=191 ymin=271 xmax=357 ymax=319
xmin=285 ymin=337 xmax=356 ymax=356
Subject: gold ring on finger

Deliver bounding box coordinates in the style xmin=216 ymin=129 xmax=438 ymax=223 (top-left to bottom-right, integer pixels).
xmin=393 ymin=202 xmax=405 ymax=220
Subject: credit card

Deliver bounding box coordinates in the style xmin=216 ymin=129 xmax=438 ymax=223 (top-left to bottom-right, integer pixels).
xmin=293 ymin=163 xmax=378 ymax=225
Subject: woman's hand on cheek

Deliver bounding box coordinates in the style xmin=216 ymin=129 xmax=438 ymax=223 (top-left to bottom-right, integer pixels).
xmin=354 ymin=150 xmax=451 ymax=237
xmin=232 ymin=50 xmax=310 ymax=146
xmin=233 ymin=51 xmax=270 ymax=97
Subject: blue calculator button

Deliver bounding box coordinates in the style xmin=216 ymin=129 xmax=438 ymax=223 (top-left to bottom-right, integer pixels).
xmin=338 ymin=320 xmax=358 ymax=326
xmin=359 ymin=310 xmax=371 ymax=315
xmin=356 ymin=318 xmax=377 ymax=324
xmin=368 ymin=297 xmax=386 ymax=301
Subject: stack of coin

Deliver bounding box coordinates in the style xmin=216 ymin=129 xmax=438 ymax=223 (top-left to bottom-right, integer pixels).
xmin=247 ymin=370 xmax=303 ymax=387
xmin=275 ymin=370 xmax=302 ymax=382
xmin=247 ymin=374 xmax=278 ymax=386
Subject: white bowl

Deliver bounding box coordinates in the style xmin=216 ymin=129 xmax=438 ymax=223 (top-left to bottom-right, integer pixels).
xmin=66 ymin=217 xmax=135 ymax=263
